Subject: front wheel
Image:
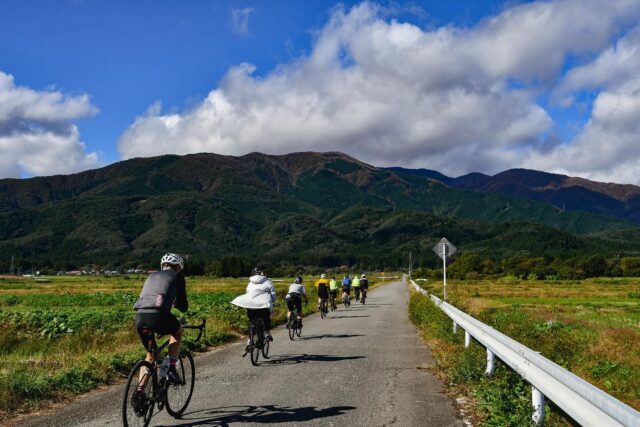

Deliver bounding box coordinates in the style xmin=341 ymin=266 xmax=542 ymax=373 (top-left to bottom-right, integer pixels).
xmin=295 ymin=320 xmax=302 ymax=337
xmin=165 ymin=351 xmax=195 ymax=418
xmin=122 ymin=360 xmax=156 ymax=427
xmin=262 ymin=335 xmax=270 ymax=358
xmin=320 ymin=301 xmax=326 ymax=319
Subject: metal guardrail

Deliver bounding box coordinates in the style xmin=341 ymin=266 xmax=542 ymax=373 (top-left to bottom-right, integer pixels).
xmin=410 ymin=280 xmax=640 ymax=427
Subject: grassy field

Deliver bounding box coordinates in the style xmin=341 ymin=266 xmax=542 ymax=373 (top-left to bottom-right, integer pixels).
xmin=0 ymin=273 xmax=386 ymax=420
xmin=0 ymin=275 xmax=275 ymax=418
xmin=410 ymin=277 xmax=640 ymax=426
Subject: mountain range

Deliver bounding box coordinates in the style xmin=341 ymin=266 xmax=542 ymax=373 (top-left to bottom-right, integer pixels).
xmin=1 ymin=151 xmax=639 ymax=271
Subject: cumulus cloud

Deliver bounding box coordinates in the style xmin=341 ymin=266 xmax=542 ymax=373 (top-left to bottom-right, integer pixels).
xmin=231 ymin=7 xmax=254 ymax=36
xmin=0 ymin=71 xmax=99 ymax=178
xmin=118 ymin=0 xmax=640 ymax=183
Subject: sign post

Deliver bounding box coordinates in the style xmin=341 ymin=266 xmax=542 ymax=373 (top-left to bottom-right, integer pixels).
xmin=433 ymin=238 xmax=456 ymax=301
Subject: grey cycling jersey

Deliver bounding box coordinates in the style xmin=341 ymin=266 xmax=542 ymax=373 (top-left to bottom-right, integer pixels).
xmin=287 ymin=283 xmax=306 ymax=295
xmin=134 ymin=270 xmax=188 ymax=313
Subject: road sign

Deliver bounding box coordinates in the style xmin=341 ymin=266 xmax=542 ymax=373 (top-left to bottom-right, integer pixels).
xmin=433 ymin=238 xmax=456 ymax=260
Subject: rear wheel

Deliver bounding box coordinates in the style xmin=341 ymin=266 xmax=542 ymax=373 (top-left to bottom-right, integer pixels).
xmin=165 ymin=351 xmax=195 ymax=418
xmin=288 ymin=317 xmax=295 ymax=340
xmin=295 ymin=320 xmax=302 ymax=337
xmin=122 ymin=360 xmax=155 ymax=427
xmin=320 ymin=300 xmax=326 ymax=319
xmin=250 ymin=323 xmax=261 ymax=366
xmin=262 ymin=334 xmax=270 ymax=358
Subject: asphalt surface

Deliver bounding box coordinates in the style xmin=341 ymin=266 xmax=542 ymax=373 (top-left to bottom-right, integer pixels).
xmin=15 ymin=281 xmax=463 ymax=426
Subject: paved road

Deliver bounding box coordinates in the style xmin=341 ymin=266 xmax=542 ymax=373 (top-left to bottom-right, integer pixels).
xmin=16 ymin=281 xmax=463 ymax=426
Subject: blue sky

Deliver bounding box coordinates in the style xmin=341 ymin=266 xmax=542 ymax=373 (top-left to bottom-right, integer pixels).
xmin=1 ymin=0 xmax=640 ymax=183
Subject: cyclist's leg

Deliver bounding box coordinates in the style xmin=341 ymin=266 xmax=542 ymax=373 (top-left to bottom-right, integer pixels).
xmin=285 ymin=294 xmax=294 ymax=321
xmin=262 ymin=308 xmax=273 ymax=340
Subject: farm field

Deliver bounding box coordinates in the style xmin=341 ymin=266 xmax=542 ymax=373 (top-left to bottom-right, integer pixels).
xmin=0 ymin=275 xmax=289 ymax=419
xmin=0 ymin=273 xmax=386 ymax=420
xmin=411 ymin=277 xmax=640 ymax=425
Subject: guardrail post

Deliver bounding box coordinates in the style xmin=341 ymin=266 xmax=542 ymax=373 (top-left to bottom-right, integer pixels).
xmin=464 ymin=330 xmax=471 ymax=348
xmin=532 ymin=386 xmax=545 ymax=426
xmin=485 ymin=348 xmax=495 ymax=376
xmin=453 ymin=321 xmax=458 ymax=334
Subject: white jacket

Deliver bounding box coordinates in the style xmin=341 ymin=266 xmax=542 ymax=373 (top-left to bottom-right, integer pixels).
xmin=231 ymin=275 xmax=276 ymax=310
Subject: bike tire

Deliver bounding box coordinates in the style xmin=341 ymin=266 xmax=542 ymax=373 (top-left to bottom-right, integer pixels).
xmin=250 ymin=323 xmax=261 ymax=366
xmin=320 ymin=301 xmax=326 ymax=319
xmin=122 ymin=360 xmax=155 ymax=427
xmin=165 ymin=351 xmax=195 ymax=418
xmin=288 ymin=318 xmax=295 ymax=340
xmin=295 ymin=321 xmax=302 ymax=337
xmin=262 ymin=335 xmax=270 ymax=358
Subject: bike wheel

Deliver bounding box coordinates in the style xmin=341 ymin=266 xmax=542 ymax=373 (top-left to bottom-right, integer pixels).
xmin=320 ymin=302 xmax=326 ymax=318
xmin=288 ymin=317 xmax=295 ymax=340
xmin=250 ymin=324 xmax=260 ymax=366
xmin=122 ymin=360 xmax=155 ymax=427
xmin=295 ymin=321 xmax=302 ymax=337
xmin=262 ymin=334 xmax=270 ymax=358
xmin=165 ymin=351 xmax=195 ymax=418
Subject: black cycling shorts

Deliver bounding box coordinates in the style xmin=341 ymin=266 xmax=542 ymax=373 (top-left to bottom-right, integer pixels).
xmin=286 ymin=294 xmax=303 ymax=314
xmin=317 ymin=285 xmax=329 ymax=299
xmin=330 ymin=289 xmax=338 ymax=298
xmin=342 ymin=286 xmax=351 ymax=295
xmin=135 ymin=311 xmax=181 ymax=350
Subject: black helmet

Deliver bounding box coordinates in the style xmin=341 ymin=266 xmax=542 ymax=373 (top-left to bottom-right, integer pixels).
xmin=252 ymin=265 xmax=265 ymax=276
xmin=294 ymin=276 xmax=303 ymax=284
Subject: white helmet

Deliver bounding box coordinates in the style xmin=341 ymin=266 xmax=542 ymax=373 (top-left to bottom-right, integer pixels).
xmin=161 ymin=253 xmax=184 ymax=270
xmin=361 ymin=274 xmax=366 ymax=278
xmin=321 ymin=273 xmax=326 ymax=278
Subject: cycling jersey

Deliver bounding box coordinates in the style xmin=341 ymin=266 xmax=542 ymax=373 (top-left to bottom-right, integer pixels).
xmin=315 ymin=278 xmax=330 ymax=298
xmin=329 ymin=279 xmax=339 ymax=290
xmin=352 ymin=277 xmax=360 ymax=287
xmin=287 ymin=283 xmax=306 ymax=295
xmin=360 ymin=278 xmax=369 ymax=289
xmin=134 ymin=270 xmax=188 ymax=313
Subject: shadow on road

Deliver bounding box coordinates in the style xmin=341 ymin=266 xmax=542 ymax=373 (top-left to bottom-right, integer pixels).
xmin=164 ymin=404 xmax=356 ymax=426
xmin=298 ymin=333 xmax=364 ymax=340
xmin=327 ymin=314 xmax=369 ymax=318
xmin=258 ymin=353 xmax=366 ymax=366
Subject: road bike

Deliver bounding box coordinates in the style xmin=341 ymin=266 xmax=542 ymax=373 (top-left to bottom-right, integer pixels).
xmin=287 ymin=305 xmax=303 ymax=340
xmin=122 ymin=319 xmax=205 ymax=427
xmin=329 ymin=291 xmax=338 ymax=311
xmin=243 ymin=316 xmax=269 ymax=366
xmin=320 ymin=297 xmax=329 ymax=319
xmin=354 ymin=287 xmax=360 ymax=303
xmin=360 ymin=288 xmax=367 ymax=304
xmin=343 ymin=291 xmax=350 ymax=309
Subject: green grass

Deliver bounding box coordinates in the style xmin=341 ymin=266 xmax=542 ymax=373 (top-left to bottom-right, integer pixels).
xmin=409 ymin=277 xmax=640 ymax=425
xmin=0 ymin=274 xmax=383 ymax=419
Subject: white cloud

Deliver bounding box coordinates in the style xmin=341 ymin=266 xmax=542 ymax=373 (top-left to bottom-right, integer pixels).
xmin=118 ymin=1 xmax=640 ymax=183
xmin=231 ymin=7 xmax=254 ymax=36
xmin=0 ymin=70 xmax=99 ymax=178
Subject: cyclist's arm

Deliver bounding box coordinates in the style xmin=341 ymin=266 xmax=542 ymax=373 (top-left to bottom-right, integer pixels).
xmin=174 ymin=274 xmax=188 ymax=313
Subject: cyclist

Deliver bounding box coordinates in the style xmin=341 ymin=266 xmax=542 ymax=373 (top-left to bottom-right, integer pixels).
xmin=360 ymin=274 xmax=369 ymax=303
xmin=341 ymin=275 xmax=352 ymax=304
xmin=315 ymin=273 xmax=330 ymax=312
xmin=133 ymin=253 xmax=187 ymax=388
xmin=285 ymin=276 xmax=308 ymax=327
xmin=231 ymin=266 xmax=276 ymax=348
xmin=329 ymin=276 xmax=339 ymax=309
xmin=352 ymin=274 xmax=361 ymax=303
xmin=342 ymin=274 xmax=351 ymax=302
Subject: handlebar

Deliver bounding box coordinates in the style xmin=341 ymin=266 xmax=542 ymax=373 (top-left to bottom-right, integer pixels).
xmin=182 ymin=318 xmax=206 ymax=342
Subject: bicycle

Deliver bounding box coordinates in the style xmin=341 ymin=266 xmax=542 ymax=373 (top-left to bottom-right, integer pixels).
xmin=343 ymin=292 xmax=350 ymax=309
xmin=243 ymin=317 xmax=269 ymax=366
xmin=354 ymin=287 xmax=360 ymax=303
xmin=122 ymin=319 xmax=206 ymax=427
xmin=360 ymin=288 xmax=367 ymax=304
xmin=287 ymin=305 xmax=303 ymax=340
xmin=329 ymin=291 xmax=338 ymax=311
xmin=320 ymin=297 xmax=329 ymax=319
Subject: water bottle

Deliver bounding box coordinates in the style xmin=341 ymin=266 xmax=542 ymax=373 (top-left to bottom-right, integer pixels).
xmin=159 ymin=356 xmax=170 ymax=380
